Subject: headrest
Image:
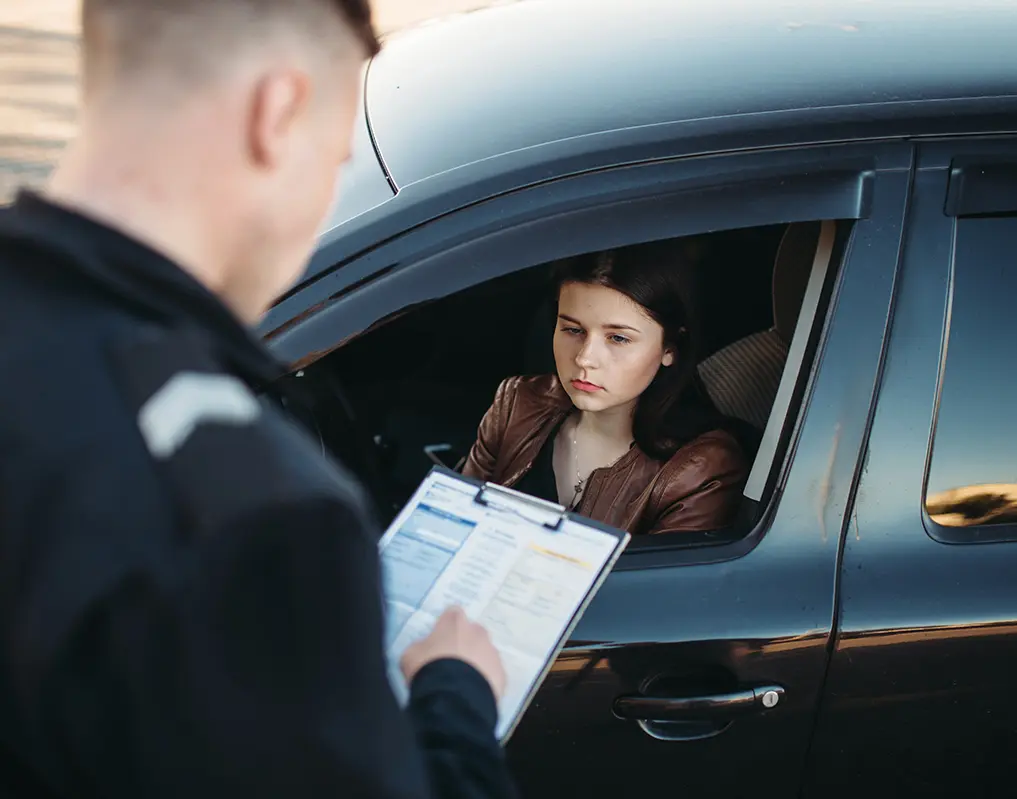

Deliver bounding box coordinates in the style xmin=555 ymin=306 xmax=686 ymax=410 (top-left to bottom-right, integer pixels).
xmin=771 ymin=221 xmax=824 ymax=345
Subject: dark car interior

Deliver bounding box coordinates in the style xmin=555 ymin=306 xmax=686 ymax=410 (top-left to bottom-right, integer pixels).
xmin=279 ymin=221 xmax=837 ymax=531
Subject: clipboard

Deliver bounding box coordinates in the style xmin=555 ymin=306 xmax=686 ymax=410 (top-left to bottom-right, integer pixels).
xmin=379 ymin=465 xmax=630 ymax=743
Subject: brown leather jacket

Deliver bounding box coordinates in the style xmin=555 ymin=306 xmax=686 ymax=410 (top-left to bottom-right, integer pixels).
xmin=462 ymin=375 xmax=748 ymax=535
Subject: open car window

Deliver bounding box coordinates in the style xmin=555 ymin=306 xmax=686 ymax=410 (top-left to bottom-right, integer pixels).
xmin=284 ymin=217 xmax=849 ymax=549
xmin=268 ymin=142 xmax=905 ymax=556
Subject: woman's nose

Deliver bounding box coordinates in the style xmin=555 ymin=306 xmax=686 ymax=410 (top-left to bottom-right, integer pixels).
xmin=575 ymin=339 xmax=598 ymax=368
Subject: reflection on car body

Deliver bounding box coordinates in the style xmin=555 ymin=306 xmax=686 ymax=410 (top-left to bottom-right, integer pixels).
xmin=927 ymin=484 xmax=1017 ymax=528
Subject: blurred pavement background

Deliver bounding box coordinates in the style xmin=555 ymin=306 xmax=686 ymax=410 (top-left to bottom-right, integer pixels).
xmin=0 ymin=0 xmax=513 ymax=203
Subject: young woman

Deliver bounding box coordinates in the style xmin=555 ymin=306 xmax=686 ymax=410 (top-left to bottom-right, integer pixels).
xmin=461 ymin=245 xmax=748 ymax=536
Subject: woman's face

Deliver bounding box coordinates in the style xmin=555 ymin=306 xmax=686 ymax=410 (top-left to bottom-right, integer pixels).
xmin=553 ymin=281 xmax=674 ymax=415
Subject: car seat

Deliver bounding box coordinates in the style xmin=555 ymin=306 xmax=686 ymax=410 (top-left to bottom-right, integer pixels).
xmin=696 ymin=221 xmax=833 ymax=431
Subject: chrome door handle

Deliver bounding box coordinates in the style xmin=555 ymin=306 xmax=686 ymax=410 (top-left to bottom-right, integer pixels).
xmin=613 ymin=684 xmax=785 ymax=722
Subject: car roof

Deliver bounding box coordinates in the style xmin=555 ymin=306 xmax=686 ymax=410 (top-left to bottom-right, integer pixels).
xmin=365 ymin=0 xmax=1017 ymax=190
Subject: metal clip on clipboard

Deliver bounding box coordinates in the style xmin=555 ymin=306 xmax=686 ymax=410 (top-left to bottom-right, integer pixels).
xmin=473 ymin=482 xmax=568 ymax=531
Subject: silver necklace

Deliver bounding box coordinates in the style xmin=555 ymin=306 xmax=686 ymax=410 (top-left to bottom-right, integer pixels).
xmin=570 ymin=420 xmax=586 ymax=508
xmin=569 ymin=419 xmax=636 ymax=509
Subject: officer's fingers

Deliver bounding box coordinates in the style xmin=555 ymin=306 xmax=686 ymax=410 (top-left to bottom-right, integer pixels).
xmin=435 ymin=605 xmax=467 ymax=629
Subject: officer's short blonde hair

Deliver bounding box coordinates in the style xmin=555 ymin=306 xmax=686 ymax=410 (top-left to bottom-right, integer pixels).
xmin=81 ymin=0 xmax=379 ymax=92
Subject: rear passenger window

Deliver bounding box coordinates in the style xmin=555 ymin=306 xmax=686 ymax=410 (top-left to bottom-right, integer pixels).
xmin=925 ymin=215 xmax=1017 ymax=529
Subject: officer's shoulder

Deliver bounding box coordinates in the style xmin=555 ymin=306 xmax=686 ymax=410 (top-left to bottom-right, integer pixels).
xmin=0 ymin=297 xmax=176 ymax=571
xmin=108 ymin=327 xmax=375 ymax=538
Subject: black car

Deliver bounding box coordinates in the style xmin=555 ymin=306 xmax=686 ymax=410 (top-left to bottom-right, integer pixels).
xmin=257 ymin=1 xmax=1017 ymax=795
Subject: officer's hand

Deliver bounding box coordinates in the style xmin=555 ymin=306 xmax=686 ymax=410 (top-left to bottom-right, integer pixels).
xmin=401 ymin=606 xmax=507 ymax=700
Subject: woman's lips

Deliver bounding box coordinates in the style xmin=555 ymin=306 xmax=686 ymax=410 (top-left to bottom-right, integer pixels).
xmin=571 ymin=380 xmax=603 ymax=392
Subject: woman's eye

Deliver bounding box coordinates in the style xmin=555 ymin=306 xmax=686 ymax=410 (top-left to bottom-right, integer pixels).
xmin=609 ymin=334 xmax=631 ymax=345
xmin=560 ymin=326 xmax=583 ymax=335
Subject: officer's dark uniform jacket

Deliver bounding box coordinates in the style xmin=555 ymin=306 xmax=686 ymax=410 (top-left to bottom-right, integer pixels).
xmin=0 ymin=192 xmax=516 ymax=799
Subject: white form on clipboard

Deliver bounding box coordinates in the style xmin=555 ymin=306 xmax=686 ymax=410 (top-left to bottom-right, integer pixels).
xmin=380 ymin=466 xmax=630 ymax=743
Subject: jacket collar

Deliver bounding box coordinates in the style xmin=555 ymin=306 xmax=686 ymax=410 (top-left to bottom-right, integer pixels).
xmin=538 ymin=373 xmax=575 ymax=410
xmin=5 ymin=191 xmax=284 ymax=391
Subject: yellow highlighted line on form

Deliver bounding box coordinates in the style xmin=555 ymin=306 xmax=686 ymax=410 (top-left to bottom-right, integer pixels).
xmin=528 ymin=544 xmax=591 ymax=569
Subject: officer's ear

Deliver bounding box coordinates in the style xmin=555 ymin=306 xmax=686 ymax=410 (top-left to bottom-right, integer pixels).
xmin=246 ymin=67 xmax=313 ymax=171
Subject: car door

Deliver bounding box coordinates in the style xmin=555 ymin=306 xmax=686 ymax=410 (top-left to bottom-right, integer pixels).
xmin=803 ymin=138 xmax=1017 ymax=797
xmin=499 ymin=154 xmax=912 ymax=799
xmin=268 ymin=141 xmax=914 ymax=799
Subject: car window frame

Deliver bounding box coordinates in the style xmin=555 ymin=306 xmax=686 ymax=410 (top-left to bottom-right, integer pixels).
xmin=922 ymin=139 xmax=1017 ymax=545
xmin=268 ymin=141 xmax=912 ymax=567
xmin=263 ymin=144 xmax=879 ymax=344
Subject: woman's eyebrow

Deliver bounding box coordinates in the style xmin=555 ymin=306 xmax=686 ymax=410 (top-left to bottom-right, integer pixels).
xmin=558 ymin=313 xmax=640 ymax=332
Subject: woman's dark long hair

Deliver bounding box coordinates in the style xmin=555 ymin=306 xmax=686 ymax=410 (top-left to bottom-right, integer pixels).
xmin=552 ymin=242 xmax=733 ymax=461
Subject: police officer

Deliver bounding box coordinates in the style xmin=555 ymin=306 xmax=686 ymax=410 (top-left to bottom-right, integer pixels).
xmin=0 ymin=1 xmax=515 ymax=797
